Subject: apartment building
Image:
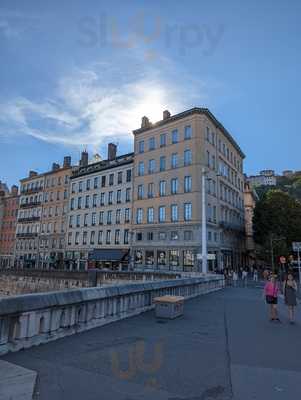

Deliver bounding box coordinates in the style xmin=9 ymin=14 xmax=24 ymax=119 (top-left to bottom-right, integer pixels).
xmin=248 ymin=170 xmax=276 ymax=187
xmin=65 ymin=145 xmax=133 ymax=270
xmin=0 ymin=185 xmax=19 ymax=267
xmin=15 ymin=171 xmax=45 ymax=267
xmin=131 ymin=108 xmax=245 ymax=272
xmin=39 ymin=157 xmax=72 ymax=269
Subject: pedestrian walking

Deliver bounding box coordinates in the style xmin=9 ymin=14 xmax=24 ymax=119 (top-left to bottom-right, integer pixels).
xmin=283 ymin=273 xmax=298 ymax=324
xmin=264 ymin=275 xmax=280 ymax=322
xmin=253 ymin=269 xmax=258 ymax=282
xmin=233 ymin=270 xmax=238 ymax=287
xmin=242 ymin=268 xmax=248 ymax=286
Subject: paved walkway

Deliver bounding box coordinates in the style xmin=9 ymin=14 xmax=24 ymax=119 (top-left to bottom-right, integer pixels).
xmin=2 ymin=288 xmax=301 ymax=400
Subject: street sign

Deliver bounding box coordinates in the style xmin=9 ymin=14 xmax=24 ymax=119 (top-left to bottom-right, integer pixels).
xmin=292 ymin=242 xmax=301 ymax=251
xmin=279 ymin=256 xmax=286 ymax=264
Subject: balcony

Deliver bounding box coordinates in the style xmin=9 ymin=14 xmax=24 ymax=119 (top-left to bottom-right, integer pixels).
xmin=20 ymin=201 xmax=41 ymax=209
xmin=17 ymin=216 xmax=40 ymax=223
xmin=219 ymin=221 xmax=245 ymax=233
xmin=21 ymin=187 xmax=43 ymax=195
xmin=16 ymin=232 xmax=38 ymax=238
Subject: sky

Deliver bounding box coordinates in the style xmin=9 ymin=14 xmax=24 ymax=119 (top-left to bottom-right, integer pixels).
xmin=0 ymin=0 xmax=300 ymax=187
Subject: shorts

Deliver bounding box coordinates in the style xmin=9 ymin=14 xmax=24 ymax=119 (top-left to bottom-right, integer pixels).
xmin=266 ymin=296 xmax=278 ymax=305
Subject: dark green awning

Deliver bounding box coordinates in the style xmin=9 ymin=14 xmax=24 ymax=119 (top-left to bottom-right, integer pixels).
xmin=88 ymin=248 xmax=129 ymax=261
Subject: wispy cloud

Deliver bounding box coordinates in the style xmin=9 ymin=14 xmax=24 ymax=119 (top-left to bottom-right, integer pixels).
xmin=0 ymin=54 xmax=218 ymax=151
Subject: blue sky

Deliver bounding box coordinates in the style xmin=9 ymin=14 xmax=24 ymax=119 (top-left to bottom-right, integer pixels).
xmin=0 ymin=0 xmax=300 ymax=187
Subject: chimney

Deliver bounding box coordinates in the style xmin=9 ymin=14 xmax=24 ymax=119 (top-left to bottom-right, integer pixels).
xmin=63 ymin=156 xmax=71 ymax=168
xmin=163 ymin=110 xmax=171 ymax=120
xmin=52 ymin=163 xmax=60 ymax=171
xmin=11 ymin=185 xmax=18 ymax=196
xmin=80 ymin=151 xmax=88 ymax=167
xmin=29 ymin=171 xmax=38 ymax=178
xmin=107 ymin=143 xmax=117 ymax=161
xmin=141 ymin=116 xmax=151 ymax=128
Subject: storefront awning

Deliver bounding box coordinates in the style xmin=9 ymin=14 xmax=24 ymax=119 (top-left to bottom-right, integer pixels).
xmin=88 ymin=248 xmax=129 ymax=262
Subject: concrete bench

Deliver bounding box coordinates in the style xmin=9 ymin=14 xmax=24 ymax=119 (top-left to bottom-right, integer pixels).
xmin=154 ymin=295 xmax=184 ymax=319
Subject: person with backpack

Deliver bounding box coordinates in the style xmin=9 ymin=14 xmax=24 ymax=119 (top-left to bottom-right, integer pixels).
xmin=264 ymin=274 xmax=280 ymax=322
xmin=283 ymin=273 xmax=298 ymax=324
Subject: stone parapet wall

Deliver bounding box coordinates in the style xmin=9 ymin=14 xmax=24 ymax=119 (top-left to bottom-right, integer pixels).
xmin=0 ymin=275 xmax=224 ymax=355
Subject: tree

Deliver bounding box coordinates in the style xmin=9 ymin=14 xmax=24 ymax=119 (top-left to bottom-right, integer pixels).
xmin=253 ymin=190 xmax=301 ymax=264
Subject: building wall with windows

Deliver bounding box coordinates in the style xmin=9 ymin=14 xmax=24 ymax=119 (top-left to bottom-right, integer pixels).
xmin=0 ymin=186 xmax=19 ymax=267
xmin=65 ymin=152 xmax=133 ymax=270
xmin=39 ymin=161 xmax=72 ymax=268
xmin=15 ymin=172 xmax=45 ymax=267
xmin=131 ymin=108 xmax=245 ymax=272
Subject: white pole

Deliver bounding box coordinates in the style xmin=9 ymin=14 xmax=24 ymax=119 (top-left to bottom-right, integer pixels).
xmin=201 ymin=167 xmax=207 ymax=274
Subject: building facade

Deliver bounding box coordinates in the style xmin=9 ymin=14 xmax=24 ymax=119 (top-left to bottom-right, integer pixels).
xmin=15 ymin=172 xmax=45 ymax=268
xmin=39 ymin=157 xmax=72 ymax=269
xmin=65 ymin=146 xmax=133 ymax=270
xmin=248 ymin=170 xmax=276 ymax=187
xmin=0 ymin=185 xmax=19 ymax=268
xmin=131 ymin=108 xmax=245 ymax=272
xmin=244 ymin=180 xmax=259 ymax=266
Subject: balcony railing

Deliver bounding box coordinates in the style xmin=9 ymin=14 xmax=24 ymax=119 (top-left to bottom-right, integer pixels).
xmin=21 ymin=187 xmax=43 ymax=195
xmin=16 ymin=232 xmax=38 ymax=238
xmin=17 ymin=216 xmax=40 ymax=223
xmin=20 ymin=201 xmax=41 ymax=209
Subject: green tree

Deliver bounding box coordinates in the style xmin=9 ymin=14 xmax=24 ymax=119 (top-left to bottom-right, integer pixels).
xmin=253 ymin=190 xmax=301 ymax=264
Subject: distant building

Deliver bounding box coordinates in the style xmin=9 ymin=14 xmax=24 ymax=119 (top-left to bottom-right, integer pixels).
xmin=248 ymin=170 xmax=276 ymax=187
xmin=0 ymin=185 xmax=19 ymax=268
xmin=282 ymin=170 xmax=294 ymax=178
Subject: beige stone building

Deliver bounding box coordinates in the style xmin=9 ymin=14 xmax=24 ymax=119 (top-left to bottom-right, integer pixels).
xmin=65 ymin=146 xmax=133 ymax=270
xmin=131 ymin=108 xmax=245 ymax=272
xmin=244 ymin=180 xmax=259 ymax=266
xmin=39 ymin=157 xmax=72 ymax=268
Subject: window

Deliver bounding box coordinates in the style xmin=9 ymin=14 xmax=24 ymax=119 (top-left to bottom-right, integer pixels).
xmin=211 ymin=155 xmax=215 ymax=170
xmin=117 ymin=189 xmax=121 ymax=203
xmin=106 ymin=230 xmax=111 ymax=244
xmin=184 ymin=203 xmax=192 ymax=221
xmin=83 ymin=231 xmax=87 ymax=245
xmin=147 ymin=232 xmax=153 ymax=241
xmin=206 ymin=126 xmax=210 ymax=141
xmin=78 ymin=197 xmax=82 ymax=209
xmin=148 ymin=137 xmax=155 ymax=150
xmin=109 ymin=174 xmax=114 ymax=186
xmin=108 ymin=191 xmax=113 ymax=204
xmin=184 ymin=230 xmax=193 ymax=240
xmin=184 ymin=149 xmax=192 ymax=166
xmin=138 ymin=161 xmax=144 ymax=176
xmin=171 ymin=178 xmax=178 ymax=194
xmin=172 ymin=129 xmax=178 ymax=144
xmin=208 ymin=231 xmax=212 ymax=241
xmin=85 ymin=195 xmax=90 ymax=208
xmin=125 ymin=208 xmax=130 ymax=223
xmin=136 ymin=208 xmax=143 ymax=224
xmin=171 ymin=204 xmax=178 ymax=222
xmin=184 ymin=176 xmax=192 ymax=193
xmin=101 ymin=176 xmax=106 ymax=187
xmin=183 ymin=250 xmax=194 ymax=267
xmin=75 ymin=232 xmax=80 ymax=245
xmin=100 ymin=192 xmax=105 ymax=206
xmin=138 ymin=184 xmax=144 ymax=200
xmin=138 ymin=140 xmax=144 ymax=153
xmin=115 ymin=229 xmax=120 ymax=244
xmin=71 ymin=183 xmax=76 ymax=193
xmin=93 ymin=194 xmax=97 ymax=207
xmin=148 ymin=159 xmax=155 ymax=174
xmin=86 ymin=179 xmax=91 ymax=191
xmin=126 ymin=169 xmax=132 ymax=182
xmin=184 ymin=125 xmax=192 ymax=140
xmin=79 ymin=181 xmax=83 ymax=192
xmin=148 ymin=183 xmax=154 ymax=198
xmin=124 ymin=229 xmax=129 ymax=244
xmin=84 ymin=213 xmax=89 ymax=227
xmin=159 ymin=180 xmax=166 ymax=196
xmin=146 ymin=250 xmax=154 ymax=265
xmin=76 ymin=214 xmax=80 ymax=227
xmin=126 ymin=188 xmax=131 ymax=202
xmin=99 ymin=211 xmax=104 ymax=225
xmin=207 ymin=151 xmax=210 ymax=168
xmin=69 ymin=215 xmax=74 ymax=228
xmin=171 ymin=153 xmax=178 ymax=168
xmin=160 ymin=133 xmax=166 ymax=147
xmin=107 ymin=210 xmax=112 ymax=224
xmin=94 ymin=177 xmax=99 ymax=189
xmin=68 ymin=232 xmax=72 ymax=245
xmin=98 ymin=230 xmax=103 ymax=244
xmin=117 ymin=171 xmax=123 ymax=184
xmin=70 ymin=198 xmax=75 ymax=210
xmin=116 ymin=209 xmax=121 ymax=224
xmin=159 ymin=206 xmax=166 ymax=222
xmin=157 ymin=250 xmax=166 ymax=266
xmin=90 ymin=231 xmax=95 ymax=244
xmin=147 ymin=207 xmax=154 ymax=223
xmin=170 ymin=250 xmax=180 ymax=266
xmin=136 ymin=232 xmax=143 ymax=241
xmin=92 ymin=212 xmax=96 ymax=226
xmin=160 ymin=156 xmax=166 ymax=172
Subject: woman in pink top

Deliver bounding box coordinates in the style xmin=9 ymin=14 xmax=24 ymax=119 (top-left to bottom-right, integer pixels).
xmin=264 ymin=275 xmax=280 ymax=322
